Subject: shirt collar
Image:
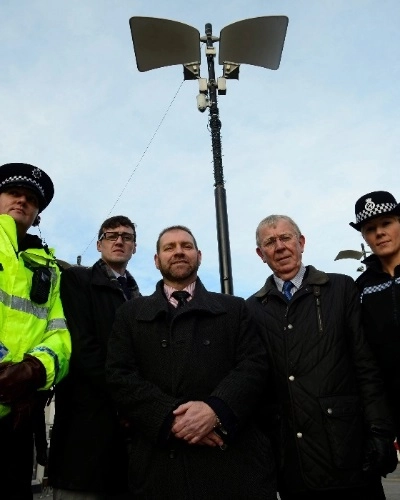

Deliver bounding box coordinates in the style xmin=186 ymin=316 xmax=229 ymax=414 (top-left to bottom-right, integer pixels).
xmin=98 ymin=259 xmax=128 ymax=280
xmin=164 ymin=281 xmax=196 ymax=307
xmin=111 ymin=269 xmax=126 ymax=279
xmin=274 ymin=263 xmax=306 ymax=293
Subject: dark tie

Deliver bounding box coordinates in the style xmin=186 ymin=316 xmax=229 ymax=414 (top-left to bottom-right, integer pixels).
xmin=171 ymin=290 xmax=190 ymax=308
xmin=282 ymin=281 xmax=294 ymax=301
xmin=117 ymin=276 xmax=131 ymax=300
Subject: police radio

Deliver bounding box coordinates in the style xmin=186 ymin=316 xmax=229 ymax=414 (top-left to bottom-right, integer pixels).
xmin=30 ymin=267 xmax=52 ymax=304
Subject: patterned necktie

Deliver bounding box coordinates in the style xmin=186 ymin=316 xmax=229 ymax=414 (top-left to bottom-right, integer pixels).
xmin=282 ymin=281 xmax=294 ymax=301
xmin=171 ymin=290 xmax=190 ymax=308
xmin=117 ymin=276 xmax=131 ymax=300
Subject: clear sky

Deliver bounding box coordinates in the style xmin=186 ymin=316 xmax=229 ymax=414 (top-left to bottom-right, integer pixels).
xmin=1 ymin=0 xmax=399 ymax=297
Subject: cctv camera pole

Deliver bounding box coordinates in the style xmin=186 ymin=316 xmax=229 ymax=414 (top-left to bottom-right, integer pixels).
xmin=204 ymin=23 xmax=233 ymax=295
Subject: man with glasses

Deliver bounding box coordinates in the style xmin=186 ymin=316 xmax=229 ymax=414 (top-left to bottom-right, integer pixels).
xmin=49 ymin=215 xmax=140 ymax=500
xmin=247 ymin=214 xmax=396 ymax=500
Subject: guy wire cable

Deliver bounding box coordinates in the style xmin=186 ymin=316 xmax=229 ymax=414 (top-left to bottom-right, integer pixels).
xmin=79 ymin=80 xmax=184 ymax=259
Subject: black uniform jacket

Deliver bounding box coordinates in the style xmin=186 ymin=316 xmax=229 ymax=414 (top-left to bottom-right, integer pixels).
xmin=356 ymin=255 xmax=400 ymax=438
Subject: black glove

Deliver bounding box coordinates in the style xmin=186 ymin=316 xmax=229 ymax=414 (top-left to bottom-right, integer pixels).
xmin=11 ymin=394 xmax=37 ymax=429
xmin=362 ymin=429 xmax=398 ymax=477
xmin=0 ymin=354 xmax=46 ymax=404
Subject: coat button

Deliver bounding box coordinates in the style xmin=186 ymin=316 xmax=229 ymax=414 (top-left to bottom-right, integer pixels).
xmin=287 ymin=324 xmax=293 ymax=329
xmin=296 ymin=432 xmax=303 ymax=439
xmin=161 ymin=340 xmax=168 ymax=348
xmin=327 ymin=408 xmax=333 ymax=415
xmin=288 ymin=375 xmax=295 ymax=381
xmin=203 ymin=339 xmax=211 ymax=346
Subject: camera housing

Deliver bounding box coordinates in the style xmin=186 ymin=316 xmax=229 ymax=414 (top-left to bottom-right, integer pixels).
xmin=196 ymin=93 xmax=209 ymax=112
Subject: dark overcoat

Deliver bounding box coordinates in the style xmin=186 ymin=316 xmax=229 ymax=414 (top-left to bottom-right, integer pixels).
xmin=247 ymin=266 xmax=393 ymax=493
xmin=106 ymin=279 xmax=276 ymax=500
xmin=49 ymin=260 xmax=139 ymax=494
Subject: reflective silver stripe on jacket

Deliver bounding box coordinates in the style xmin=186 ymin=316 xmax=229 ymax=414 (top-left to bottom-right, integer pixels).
xmin=29 ymin=346 xmax=60 ymax=383
xmin=0 ymin=289 xmax=48 ymax=319
xmin=360 ymin=276 xmax=400 ymax=303
xmin=47 ymin=318 xmax=67 ymax=331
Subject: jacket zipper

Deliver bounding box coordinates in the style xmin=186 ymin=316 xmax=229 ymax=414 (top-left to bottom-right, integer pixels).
xmin=313 ymin=286 xmax=324 ymax=334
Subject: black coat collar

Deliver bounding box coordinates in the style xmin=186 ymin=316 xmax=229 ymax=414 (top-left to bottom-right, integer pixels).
xmin=254 ymin=265 xmax=329 ymax=299
xmin=136 ymin=278 xmax=226 ymax=322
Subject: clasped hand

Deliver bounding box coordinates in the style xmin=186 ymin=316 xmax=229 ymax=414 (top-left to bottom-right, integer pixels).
xmin=171 ymin=401 xmax=224 ymax=448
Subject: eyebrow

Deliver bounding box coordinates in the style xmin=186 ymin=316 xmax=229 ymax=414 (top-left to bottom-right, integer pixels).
xmin=263 ymin=232 xmax=292 ymax=241
xmin=7 ymin=188 xmax=38 ymax=199
xmin=162 ymin=240 xmax=194 ymax=247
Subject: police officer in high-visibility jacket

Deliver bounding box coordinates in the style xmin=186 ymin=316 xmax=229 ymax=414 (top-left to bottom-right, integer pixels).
xmin=0 ymin=162 xmax=71 ymax=499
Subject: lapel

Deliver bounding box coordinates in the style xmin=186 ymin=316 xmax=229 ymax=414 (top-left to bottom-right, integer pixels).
xmin=136 ymin=278 xmax=226 ymax=322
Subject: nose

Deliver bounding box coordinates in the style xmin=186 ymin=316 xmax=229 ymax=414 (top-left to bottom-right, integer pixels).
xmin=274 ymin=238 xmax=286 ymax=250
xmin=375 ymin=225 xmax=386 ymax=236
xmin=16 ymin=194 xmax=28 ymax=203
xmin=174 ymin=245 xmax=185 ymax=255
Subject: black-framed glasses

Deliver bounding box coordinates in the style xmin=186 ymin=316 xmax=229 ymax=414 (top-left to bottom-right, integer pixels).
xmin=100 ymin=231 xmax=135 ymax=242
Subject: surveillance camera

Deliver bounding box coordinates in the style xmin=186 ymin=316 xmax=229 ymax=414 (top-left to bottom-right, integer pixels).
xmin=196 ymin=93 xmax=209 ymax=112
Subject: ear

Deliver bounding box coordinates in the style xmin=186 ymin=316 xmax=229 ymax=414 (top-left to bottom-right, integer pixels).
xmin=154 ymin=253 xmax=160 ymax=270
xmin=256 ymin=247 xmax=266 ymax=262
xmin=299 ymin=235 xmax=306 ymax=254
xmin=96 ymin=240 xmax=101 ymax=253
xmin=197 ymin=250 xmax=202 ymax=265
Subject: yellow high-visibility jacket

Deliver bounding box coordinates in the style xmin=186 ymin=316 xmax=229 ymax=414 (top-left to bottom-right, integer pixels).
xmin=0 ymin=214 xmax=71 ymax=418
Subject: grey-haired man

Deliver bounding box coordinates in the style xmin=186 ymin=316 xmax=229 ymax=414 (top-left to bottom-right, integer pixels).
xmin=247 ymin=214 xmax=396 ymax=500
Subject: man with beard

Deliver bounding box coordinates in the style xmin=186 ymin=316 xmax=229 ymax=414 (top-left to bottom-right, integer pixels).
xmin=106 ymin=225 xmax=276 ymax=499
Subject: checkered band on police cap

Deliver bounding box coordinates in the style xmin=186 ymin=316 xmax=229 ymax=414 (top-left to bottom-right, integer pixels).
xmin=0 ymin=162 xmax=54 ymax=212
xmin=349 ymin=190 xmax=400 ymax=231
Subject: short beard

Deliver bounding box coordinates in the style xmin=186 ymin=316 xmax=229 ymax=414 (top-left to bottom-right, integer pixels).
xmin=159 ymin=257 xmax=200 ymax=284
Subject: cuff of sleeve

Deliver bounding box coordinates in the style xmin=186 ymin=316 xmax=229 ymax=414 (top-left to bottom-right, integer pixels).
xmin=157 ymin=399 xmax=187 ymax=446
xmin=370 ymin=427 xmax=395 ymax=440
xmin=157 ymin=410 xmax=175 ymax=446
xmin=205 ymin=396 xmax=238 ymax=440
